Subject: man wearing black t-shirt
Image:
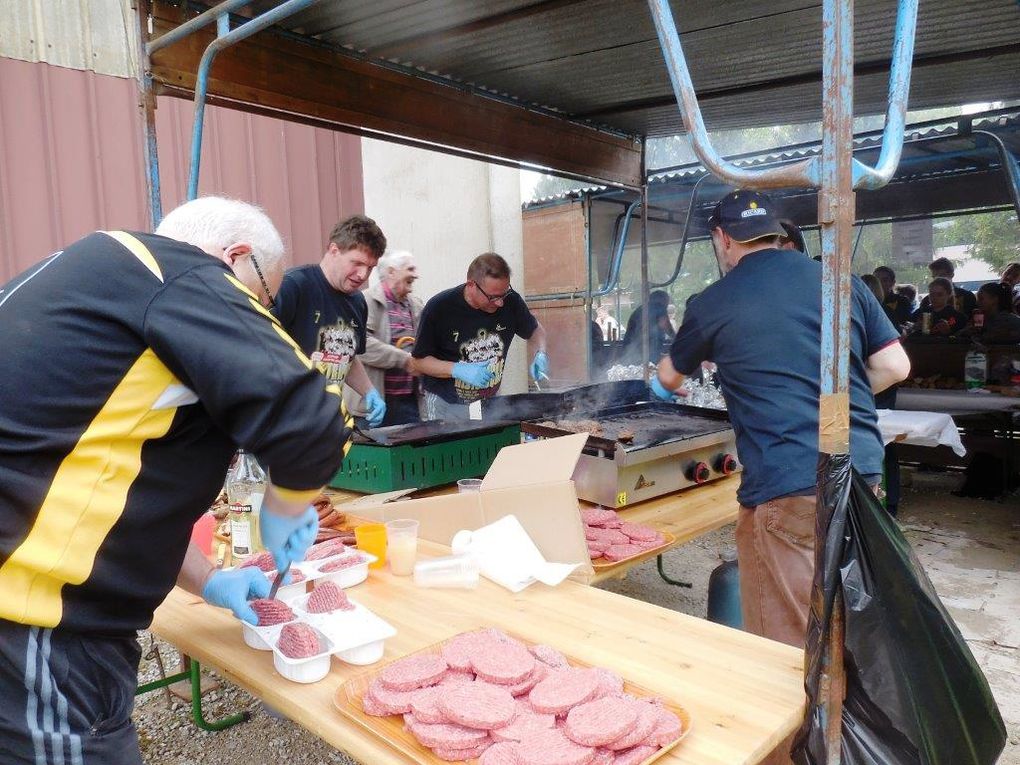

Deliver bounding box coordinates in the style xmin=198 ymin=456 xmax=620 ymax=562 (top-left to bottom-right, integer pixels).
xmin=413 ymin=253 xmax=548 ymax=420
xmin=273 ymin=215 xmax=389 ymax=427
xmin=874 ymin=265 xmax=913 ymax=328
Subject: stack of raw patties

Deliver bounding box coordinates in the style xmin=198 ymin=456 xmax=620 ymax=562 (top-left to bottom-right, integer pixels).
xmin=581 ymin=508 xmax=665 ymax=563
xmin=362 ymin=629 xmax=682 ymax=764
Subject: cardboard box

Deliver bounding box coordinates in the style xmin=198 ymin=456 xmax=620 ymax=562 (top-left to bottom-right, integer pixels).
xmin=341 ymin=433 xmax=595 ymax=583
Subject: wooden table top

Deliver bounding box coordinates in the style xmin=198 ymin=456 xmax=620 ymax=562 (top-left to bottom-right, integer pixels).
xmin=152 ymin=536 xmax=804 ymax=765
xmin=327 ymin=476 xmax=741 ymax=584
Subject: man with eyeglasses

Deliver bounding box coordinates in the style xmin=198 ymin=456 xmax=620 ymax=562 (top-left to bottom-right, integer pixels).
xmin=413 ymin=252 xmax=548 ymax=420
xmin=0 ymin=196 xmax=353 ymax=765
xmin=272 ymin=215 xmax=389 ymax=428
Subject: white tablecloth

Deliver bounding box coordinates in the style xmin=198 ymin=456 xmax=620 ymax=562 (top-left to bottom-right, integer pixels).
xmin=877 ymin=409 xmax=966 ymax=456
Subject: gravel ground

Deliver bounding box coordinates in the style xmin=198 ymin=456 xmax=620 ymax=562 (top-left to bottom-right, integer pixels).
xmin=133 ymin=473 xmax=1018 ymax=764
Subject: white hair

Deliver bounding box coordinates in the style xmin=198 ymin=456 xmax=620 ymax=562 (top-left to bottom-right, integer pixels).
xmin=377 ymin=249 xmax=415 ymax=275
xmin=155 ymin=196 xmax=287 ymax=269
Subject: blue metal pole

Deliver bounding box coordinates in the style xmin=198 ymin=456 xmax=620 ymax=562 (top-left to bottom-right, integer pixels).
xmin=646 ymin=0 xmax=819 ymax=189
xmin=187 ymin=0 xmax=321 ymax=200
xmin=853 ymin=0 xmax=919 ymax=190
xmin=146 ymin=0 xmax=257 ymax=56
xmin=135 ymin=0 xmax=163 ymax=228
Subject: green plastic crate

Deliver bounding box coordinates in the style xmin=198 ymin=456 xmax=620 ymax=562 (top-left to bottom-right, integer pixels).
xmin=329 ymin=424 xmax=521 ymax=493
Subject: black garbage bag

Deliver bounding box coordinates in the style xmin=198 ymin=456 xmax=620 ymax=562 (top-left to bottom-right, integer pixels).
xmin=792 ymin=453 xmax=1006 ymax=765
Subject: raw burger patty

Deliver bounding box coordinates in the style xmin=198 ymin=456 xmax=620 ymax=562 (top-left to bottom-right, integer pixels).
xmin=442 ymin=630 xmax=499 ymax=671
xmin=239 ymin=551 xmax=276 ymax=572
xmin=406 ymin=718 xmax=490 ymax=749
xmin=507 ymin=662 xmax=549 ymax=696
xmin=364 ymin=678 xmax=423 ymax=715
xmin=563 ymin=697 xmax=639 ymax=747
xmin=305 ymin=581 xmax=354 ymax=613
xmin=529 ymin=668 xmax=600 ymax=715
xmin=408 ymin=686 xmax=450 ymax=724
xmin=491 ymin=711 xmax=557 ymax=743
xmin=650 ymin=707 xmax=683 ymax=746
xmin=530 ymin=644 xmax=570 ymax=669
xmin=592 ymin=668 xmax=625 ymax=699
xmin=618 ymin=523 xmax=657 ymax=542
xmin=580 ymin=507 xmax=618 ymax=527
xmin=319 ymin=554 xmax=368 ymax=572
xmin=249 ymin=598 xmax=294 ymax=626
xmin=602 ymin=544 xmax=645 ymax=563
xmin=439 ymin=682 xmax=516 ymax=729
xmin=432 ymin=740 xmax=494 ymax=761
xmin=380 ymin=653 xmax=449 ymax=692
xmin=584 ymin=527 xmax=629 ymax=545
xmin=586 ymin=538 xmax=610 ymax=553
xmin=277 ymin=623 xmax=321 ymax=659
xmin=471 ymin=641 xmax=536 ymax=685
xmin=481 ymin=741 xmax=523 ymax=765
xmin=267 ymin=567 xmax=305 ymax=584
xmin=515 ymin=729 xmax=596 ymax=765
xmin=305 ymin=539 xmax=347 ymax=560
xmin=605 ymin=701 xmax=659 ymax=751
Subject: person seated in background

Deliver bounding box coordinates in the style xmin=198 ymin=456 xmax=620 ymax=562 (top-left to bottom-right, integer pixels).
xmin=778 ymin=218 xmax=807 ymax=255
xmin=622 ymin=289 xmax=674 ymax=364
xmin=960 ymin=282 xmax=1020 ymax=344
xmin=595 ymin=304 xmax=620 ymax=340
xmin=343 ymin=250 xmax=423 ymax=427
xmin=873 ymin=265 xmax=913 ymax=327
xmin=895 ymin=283 xmax=918 ymax=311
xmin=666 ymin=303 xmax=680 ymax=332
xmin=911 ymin=277 xmax=968 ymax=335
xmin=1000 ymin=262 xmax=1020 ymax=313
xmin=919 ymin=257 xmax=977 ymax=316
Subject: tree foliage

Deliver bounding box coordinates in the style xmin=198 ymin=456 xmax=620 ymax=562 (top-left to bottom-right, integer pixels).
xmin=934 ymin=210 xmax=1020 ymax=273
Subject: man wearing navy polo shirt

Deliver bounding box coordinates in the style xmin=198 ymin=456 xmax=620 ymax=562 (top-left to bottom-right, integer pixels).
xmin=655 ymin=190 xmax=910 ymax=648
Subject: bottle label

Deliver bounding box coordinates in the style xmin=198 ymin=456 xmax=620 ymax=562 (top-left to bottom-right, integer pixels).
xmin=230 ymin=503 xmax=253 ymax=556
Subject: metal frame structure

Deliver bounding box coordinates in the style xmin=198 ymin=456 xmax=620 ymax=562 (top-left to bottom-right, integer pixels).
xmin=646 ymin=0 xmax=918 ymax=757
xmin=134 ymin=0 xmax=996 ymax=757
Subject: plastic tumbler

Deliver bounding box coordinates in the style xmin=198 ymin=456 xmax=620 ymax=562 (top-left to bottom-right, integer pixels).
xmin=354 ymin=523 xmax=387 ymax=569
xmin=457 ymin=478 xmax=483 ymax=493
xmin=385 ymin=519 xmax=419 ymax=576
xmin=413 ymin=554 xmax=479 ymax=589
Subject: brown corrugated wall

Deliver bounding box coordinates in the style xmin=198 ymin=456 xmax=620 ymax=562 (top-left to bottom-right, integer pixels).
xmin=0 ymin=56 xmax=364 ymax=282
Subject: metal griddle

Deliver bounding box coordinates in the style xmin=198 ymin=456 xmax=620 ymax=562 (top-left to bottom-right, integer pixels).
xmin=353 ymin=418 xmax=514 ymax=447
xmin=522 ymin=401 xmax=740 ymax=507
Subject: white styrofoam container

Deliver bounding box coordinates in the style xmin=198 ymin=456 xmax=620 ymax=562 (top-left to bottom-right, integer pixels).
xmin=290 ymin=594 xmax=396 ymax=666
xmin=305 ymin=551 xmax=375 ymax=589
xmin=268 ymin=623 xmax=335 ymax=683
xmin=263 ymin=568 xmax=312 ymax=601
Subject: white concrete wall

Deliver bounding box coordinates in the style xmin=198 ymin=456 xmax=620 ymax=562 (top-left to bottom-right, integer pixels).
xmin=361 ymin=139 xmax=528 ymax=395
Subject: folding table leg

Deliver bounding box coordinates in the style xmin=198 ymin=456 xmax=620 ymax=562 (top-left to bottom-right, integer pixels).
xmin=188 ymin=660 xmax=251 ymax=732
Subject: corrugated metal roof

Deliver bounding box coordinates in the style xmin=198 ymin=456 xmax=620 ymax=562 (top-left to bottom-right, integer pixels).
xmin=0 ymin=56 xmax=364 ymax=283
xmin=0 ymin=0 xmax=138 ymax=78
xmin=233 ymin=0 xmax=1020 ymax=138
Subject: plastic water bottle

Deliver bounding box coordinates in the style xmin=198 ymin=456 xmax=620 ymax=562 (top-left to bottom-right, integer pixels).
xmin=225 ymin=451 xmax=267 ymax=561
xmin=965 ymin=347 xmax=987 ymax=390
xmin=706 ymin=547 xmax=743 ymax=629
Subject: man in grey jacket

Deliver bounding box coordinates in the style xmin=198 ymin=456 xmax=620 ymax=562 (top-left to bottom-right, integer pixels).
xmin=344 ymin=250 xmax=423 ymax=425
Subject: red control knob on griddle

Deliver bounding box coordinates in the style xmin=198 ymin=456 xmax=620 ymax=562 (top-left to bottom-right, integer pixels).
xmin=686 ymin=461 xmax=711 ymax=484
xmin=715 ymin=454 xmax=738 ymax=475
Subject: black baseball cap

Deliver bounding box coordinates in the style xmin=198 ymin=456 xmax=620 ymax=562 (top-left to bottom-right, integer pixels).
xmin=707 ymin=190 xmax=784 ymax=243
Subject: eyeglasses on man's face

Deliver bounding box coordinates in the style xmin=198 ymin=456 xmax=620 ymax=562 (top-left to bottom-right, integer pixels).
xmin=250 ymin=253 xmax=276 ymax=309
xmin=472 ymin=280 xmax=513 ymax=304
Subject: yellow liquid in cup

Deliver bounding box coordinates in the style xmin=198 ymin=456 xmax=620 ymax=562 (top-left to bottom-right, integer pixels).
xmin=354 ymin=523 xmax=387 ymax=569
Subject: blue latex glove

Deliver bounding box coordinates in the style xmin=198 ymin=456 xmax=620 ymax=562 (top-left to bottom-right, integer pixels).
xmin=530 ymin=351 xmax=549 ymax=381
xmin=260 ymin=505 xmax=319 ymax=574
xmin=650 ymin=374 xmax=676 ymax=402
xmin=364 ymin=388 xmax=386 ymax=428
xmin=202 ymin=567 xmax=270 ymax=625
xmin=452 ymin=360 xmax=495 ymax=388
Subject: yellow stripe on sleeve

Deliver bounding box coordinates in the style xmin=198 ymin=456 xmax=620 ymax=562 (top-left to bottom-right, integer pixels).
xmin=103 ymin=231 xmax=164 ymax=282
xmin=0 ymin=350 xmax=179 ymax=627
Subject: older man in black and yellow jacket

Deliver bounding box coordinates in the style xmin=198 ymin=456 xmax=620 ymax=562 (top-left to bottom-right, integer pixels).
xmin=0 ymin=197 xmax=353 ymax=765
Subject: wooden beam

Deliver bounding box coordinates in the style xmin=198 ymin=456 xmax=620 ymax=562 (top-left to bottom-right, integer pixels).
xmin=147 ymin=3 xmax=642 ymax=188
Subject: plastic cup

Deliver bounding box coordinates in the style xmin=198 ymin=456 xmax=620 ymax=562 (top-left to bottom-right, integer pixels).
xmin=413 ymin=554 xmax=479 ymax=589
xmin=385 ymin=519 xmax=419 ymax=576
xmin=354 ymin=523 xmax=387 ymax=569
xmin=190 ymin=511 xmax=217 ymax=556
xmin=457 ymin=478 xmax=483 ymax=493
